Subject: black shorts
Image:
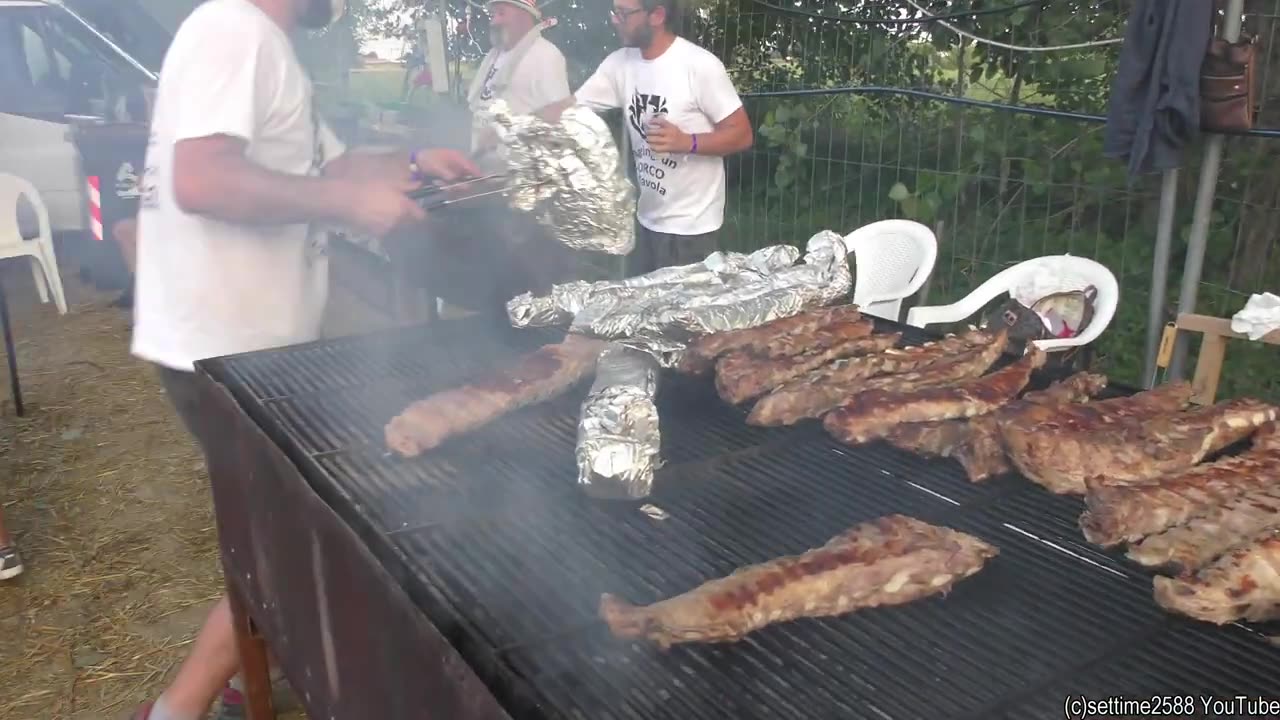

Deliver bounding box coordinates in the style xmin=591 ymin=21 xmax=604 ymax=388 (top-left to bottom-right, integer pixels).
xmin=156 ymin=364 xmax=216 ymax=458
xmin=629 ymin=224 xmax=720 ymax=276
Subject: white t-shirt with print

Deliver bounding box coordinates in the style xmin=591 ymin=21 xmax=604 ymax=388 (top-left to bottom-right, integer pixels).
xmin=478 ymin=49 xmax=507 ymax=105
xmin=131 ymin=0 xmax=345 ymax=372
xmin=575 ymin=37 xmax=743 ymax=235
xmin=475 ymin=37 xmax=570 ymax=115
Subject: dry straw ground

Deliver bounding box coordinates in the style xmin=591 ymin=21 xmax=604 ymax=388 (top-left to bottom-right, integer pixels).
xmin=0 ymin=264 xmax=305 ymax=720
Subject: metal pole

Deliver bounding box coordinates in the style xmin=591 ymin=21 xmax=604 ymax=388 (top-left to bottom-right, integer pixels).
xmin=438 ymin=0 xmax=453 ymax=96
xmin=1143 ymin=168 xmax=1179 ymax=386
xmin=1167 ymin=0 xmax=1245 ymax=380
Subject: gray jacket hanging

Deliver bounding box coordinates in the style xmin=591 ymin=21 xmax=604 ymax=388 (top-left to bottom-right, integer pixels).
xmin=1102 ymin=0 xmax=1214 ymax=180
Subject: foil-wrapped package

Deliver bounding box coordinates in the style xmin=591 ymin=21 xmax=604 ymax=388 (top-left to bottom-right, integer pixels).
xmin=510 ymin=231 xmax=852 ymax=367
xmin=507 ymin=244 xmax=801 ymax=328
xmin=576 ymin=344 xmax=662 ymax=500
xmin=619 ymin=231 xmax=853 ymax=363
xmin=478 ymin=99 xmax=636 ymax=255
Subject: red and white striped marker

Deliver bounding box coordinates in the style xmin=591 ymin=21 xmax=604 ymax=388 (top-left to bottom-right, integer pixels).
xmin=87 ymin=175 xmax=103 ymax=242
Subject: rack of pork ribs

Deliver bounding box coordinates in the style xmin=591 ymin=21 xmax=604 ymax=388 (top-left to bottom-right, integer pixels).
xmin=686 ymin=305 xmax=1280 ymax=627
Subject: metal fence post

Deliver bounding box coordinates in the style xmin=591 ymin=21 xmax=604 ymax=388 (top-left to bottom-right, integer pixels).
xmin=1143 ymin=168 xmax=1179 ymax=387
xmin=1168 ymin=0 xmax=1246 ymax=380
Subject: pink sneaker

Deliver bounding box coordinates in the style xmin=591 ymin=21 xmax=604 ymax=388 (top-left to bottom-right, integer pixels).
xmin=131 ymin=702 xmax=153 ymax=720
xmin=215 ymin=687 xmax=246 ymax=719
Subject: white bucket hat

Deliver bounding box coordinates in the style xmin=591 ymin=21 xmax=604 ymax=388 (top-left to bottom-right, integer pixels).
xmin=485 ymin=0 xmax=544 ymax=20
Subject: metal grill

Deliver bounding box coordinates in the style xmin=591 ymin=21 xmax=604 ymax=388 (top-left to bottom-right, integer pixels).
xmin=200 ymin=319 xmax=1280 ymax=720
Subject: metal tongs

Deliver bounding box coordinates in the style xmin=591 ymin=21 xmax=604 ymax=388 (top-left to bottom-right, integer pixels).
xmin=408 ymin=173 xmax=547 ymax=209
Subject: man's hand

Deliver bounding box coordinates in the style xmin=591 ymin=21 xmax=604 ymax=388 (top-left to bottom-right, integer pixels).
xmin=645 ymin=115 xmax=694 ymax=155
xmin=413 ymin=148 xmax=481 ymax=182
xmin=340 ymin=179 xmax=428 ymax=238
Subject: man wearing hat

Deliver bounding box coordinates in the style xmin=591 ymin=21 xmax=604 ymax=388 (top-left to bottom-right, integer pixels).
xmin=468 ymin=0 xmax=570 ymax=121
xmin=437 ymin=0 xmax=576 ymax=318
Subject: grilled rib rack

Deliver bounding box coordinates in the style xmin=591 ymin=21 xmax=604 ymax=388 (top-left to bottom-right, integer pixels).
xmin=197 ymin=319 xmax=1280 ymax=720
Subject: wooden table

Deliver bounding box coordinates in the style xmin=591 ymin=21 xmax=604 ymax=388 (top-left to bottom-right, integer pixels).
xmin=1165 ymin=312 xmax=1280 ymax=404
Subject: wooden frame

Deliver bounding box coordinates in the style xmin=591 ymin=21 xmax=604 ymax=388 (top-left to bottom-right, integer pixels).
xmin=1169 ymin=312 xmax=1280 ymax=405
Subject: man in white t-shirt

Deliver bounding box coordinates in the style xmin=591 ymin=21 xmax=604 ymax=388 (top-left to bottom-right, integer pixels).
xmin=468 ymin=0 xmax=569 ymax=117
xmin=467 ymin=0 xmax=570 ymax=170
xmin=131 ymin=1 xmax=478 ymax=719
xmin=455 ymin=0 xmax=577 ymax=309
xmin=541 ymin=0 xmax=752 ymax=273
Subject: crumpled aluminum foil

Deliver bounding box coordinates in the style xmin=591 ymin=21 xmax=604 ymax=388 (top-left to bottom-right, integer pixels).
xmin=478 ymin=99 xmax=636 ymax=255
xmin=507 ymin=244 xmax=801 ymax=328
xmin=576 ymin=344 xmax=662 ymax=500
xmin=509 ymin=231 xmax=852 ymax=367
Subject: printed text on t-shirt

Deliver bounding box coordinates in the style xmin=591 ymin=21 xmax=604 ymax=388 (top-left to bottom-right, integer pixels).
xmin=633 ymin=144 xmax=678 ymax=197
xmin=480 ymin=62 xmax=500 ymax=101
xmin=628 ymin=91 xmax=677 ymax=196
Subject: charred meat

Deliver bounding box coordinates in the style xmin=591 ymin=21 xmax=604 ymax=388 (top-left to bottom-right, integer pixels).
xmin=385 ymin=335 xmax=607 ymax=457
xmin=1081 ymin=447 xmax=1280 ymax=546
xmin=747 ymin=329 xmax=1002 ymax=427
xmin=1127 ymin=486 xmax=1280 ymax=573
xmin=1153 ymin=526 xmax=1280 ymax=624
xmin=823 ymin=344 xmax=1043 ymax=445
xmin=959 ymin=372 xmax=1107 ymax=481
xmin=715 ymin=329 xmax=897 ymax=405
xmin=882 ymin=372 xmax=1107 ymax=481
xmin=599 ymin=515 xmax=997 ymax=649
xmin=1001 ymin=398 xmax=1277 ymax=495
xmin=678 ymin=304 xmax=862 ymax=375
xmin=1019 ymin=381 xmax=1193 ymax=435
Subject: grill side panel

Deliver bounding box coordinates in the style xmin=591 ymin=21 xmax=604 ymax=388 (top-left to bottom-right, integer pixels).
xmin=197 ymin=374 xmax=516 ymax=720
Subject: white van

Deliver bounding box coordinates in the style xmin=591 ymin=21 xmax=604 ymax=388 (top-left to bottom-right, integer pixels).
xmin=0 ymin=0 xmax=172 ymax=234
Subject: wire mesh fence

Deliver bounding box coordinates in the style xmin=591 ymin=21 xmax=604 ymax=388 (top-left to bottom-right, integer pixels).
xmin=665 ymin=0 xmax=1280 ymax=399
xmin=335 ymin=0 xmax=1280 ymax=400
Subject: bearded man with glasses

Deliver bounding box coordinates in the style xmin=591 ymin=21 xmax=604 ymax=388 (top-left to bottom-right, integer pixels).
xmin=540 ymin=0 xmax=753 ymax=273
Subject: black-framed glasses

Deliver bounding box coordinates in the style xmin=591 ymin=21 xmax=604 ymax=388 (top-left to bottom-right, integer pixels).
xmin=610 ymin=7 xmax=646 ymax=19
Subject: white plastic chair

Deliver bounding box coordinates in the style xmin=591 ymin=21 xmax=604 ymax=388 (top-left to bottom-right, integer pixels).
xmin=843 ymin=219 xmax=938 ymax=321
xmin=0 ymin=173 xmax=68 ymax=315
xmin=906 ymin=254 xmax=1119 ymax=352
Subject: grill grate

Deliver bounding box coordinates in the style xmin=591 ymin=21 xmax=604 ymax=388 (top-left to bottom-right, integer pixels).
xmin=201 ymin=318 xmax=1280 ymax=720
xmin=991 ymin=623 xmax=1280 ymax=720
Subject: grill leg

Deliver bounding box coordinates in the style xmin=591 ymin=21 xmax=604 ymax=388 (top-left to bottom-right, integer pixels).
xmin=228 ymin=581 xmax=277 ymax=720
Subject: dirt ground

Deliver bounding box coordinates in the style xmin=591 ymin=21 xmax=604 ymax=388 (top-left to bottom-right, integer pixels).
xmin=0 ymin=262 xmax=307 ymax=720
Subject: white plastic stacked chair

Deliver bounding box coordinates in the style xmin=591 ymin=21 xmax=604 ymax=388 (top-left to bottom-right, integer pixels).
xmin=843 ymin=219 xmax=938 ymax=321
xmin=0 ymin=173 xmax=68 ymax=315
xmin=905 ymin=254 xmax=1119 ymax=352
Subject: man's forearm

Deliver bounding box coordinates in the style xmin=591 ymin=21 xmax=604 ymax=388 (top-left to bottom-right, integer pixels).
xmin=324 ymin=149 xmax=413 ymax=184
xmin=174 ymin=150 xmax=351 ymax=226
xmin=691 ymin=124 xmax=753 ymax=157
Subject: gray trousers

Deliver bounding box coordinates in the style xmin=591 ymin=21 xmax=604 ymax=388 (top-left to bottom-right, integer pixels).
xmin=630 ymin=224 xmax=720 ymax=276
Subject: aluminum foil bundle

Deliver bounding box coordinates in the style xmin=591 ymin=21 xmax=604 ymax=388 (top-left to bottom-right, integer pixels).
xmin=478 ymin=99 xmax=635 ymax=255
xmin=576 ymin=344 xmax=662 ymax=500
xmin=507 ymin=245 xmax=800 ymax=328
xmin=511 ymin=231 xmax=851 ymax=366
xmin=618 ymin=231 xmax=853 ymax=363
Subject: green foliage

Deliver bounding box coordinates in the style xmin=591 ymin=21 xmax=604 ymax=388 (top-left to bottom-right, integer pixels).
xmin=329 ymin=0 xmax=1278 ymax=400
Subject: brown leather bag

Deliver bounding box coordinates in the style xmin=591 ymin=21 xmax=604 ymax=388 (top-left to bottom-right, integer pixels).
xmin=1201 ymin=33 xmax=1258 ymax=132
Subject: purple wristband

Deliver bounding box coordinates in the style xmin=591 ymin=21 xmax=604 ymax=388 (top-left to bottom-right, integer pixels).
xmin=409 ymin=151 xmax=425 ymax=182
xmin=690 ymin=134 xmax=698 ymax=154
